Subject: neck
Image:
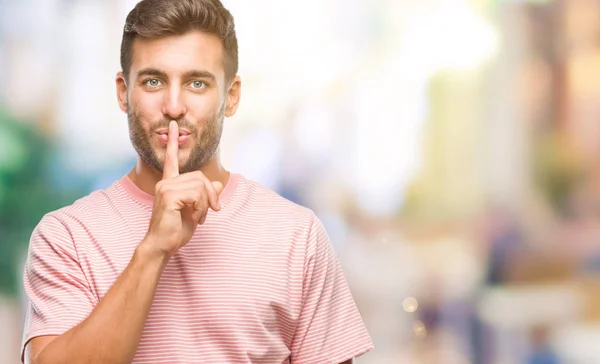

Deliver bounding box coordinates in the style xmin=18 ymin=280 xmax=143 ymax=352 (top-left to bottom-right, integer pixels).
xmin=127 ymin=150 xmax=230 ymax=196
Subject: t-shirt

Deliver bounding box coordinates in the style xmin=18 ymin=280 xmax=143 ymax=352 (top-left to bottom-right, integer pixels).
xmin=21 ymin=173 xmax=373 ymax=363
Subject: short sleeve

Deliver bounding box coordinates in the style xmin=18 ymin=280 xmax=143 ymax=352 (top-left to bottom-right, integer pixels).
xmin=290 ymin=215 xmax=374 ymax=364
xmin=21 ymin=214 xmax=97 ymax=361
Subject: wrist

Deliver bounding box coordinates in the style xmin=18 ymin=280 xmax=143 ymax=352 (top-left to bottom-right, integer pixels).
xmin=135 ymin=237 xmax=171 ymax=268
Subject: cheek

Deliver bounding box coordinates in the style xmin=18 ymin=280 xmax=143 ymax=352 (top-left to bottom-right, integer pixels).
xmin=131 ymin=91 xmax=163 ymax=125
xmin=185 ymin=94 xmax=221 ymax=121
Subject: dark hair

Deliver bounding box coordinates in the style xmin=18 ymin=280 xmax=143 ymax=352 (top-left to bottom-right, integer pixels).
xmin=120 ymin=0 xmax=238 ymax=82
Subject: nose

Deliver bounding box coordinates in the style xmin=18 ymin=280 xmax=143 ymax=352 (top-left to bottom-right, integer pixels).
xmin=162 ymin=86 xmax=186 ymax=120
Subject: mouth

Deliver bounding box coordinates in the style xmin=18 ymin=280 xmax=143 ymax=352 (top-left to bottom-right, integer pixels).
xmin=155 ymin=128 xmax=191 ymax=145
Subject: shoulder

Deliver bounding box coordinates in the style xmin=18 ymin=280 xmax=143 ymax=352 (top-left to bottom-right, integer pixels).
xmin=236 ymin=175 xmax=317 ymax=221
xmin=34 ymin=179 xmax=127 ymax=237
xmin=228 ymin=175 xmax=324 ymax=236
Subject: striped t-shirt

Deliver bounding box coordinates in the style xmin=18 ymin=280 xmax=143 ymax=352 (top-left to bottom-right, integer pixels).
xmin=21 ymin=173 xmax=373 ymax=363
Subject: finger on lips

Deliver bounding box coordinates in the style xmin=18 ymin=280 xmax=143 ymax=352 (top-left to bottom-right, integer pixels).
xmin=159 ymin=121 xmax=223 ymax=213
xmin=163 ymin=120 xmax=179 ymax=180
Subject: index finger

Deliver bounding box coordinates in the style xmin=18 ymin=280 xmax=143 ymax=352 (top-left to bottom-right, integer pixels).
xmin=163 ymin=120 xmax=179 ymax=179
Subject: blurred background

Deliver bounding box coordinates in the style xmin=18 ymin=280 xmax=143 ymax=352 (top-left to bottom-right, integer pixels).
xmin=2 ymin=0 xmax=600 ymax=362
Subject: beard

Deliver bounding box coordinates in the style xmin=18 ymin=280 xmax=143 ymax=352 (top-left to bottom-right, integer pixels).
xmin=127 ymin=103 xmax=224 ymax=174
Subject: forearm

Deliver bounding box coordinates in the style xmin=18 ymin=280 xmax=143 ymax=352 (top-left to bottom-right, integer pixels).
xmin=35 ymin=243 xmax=168 ymax=364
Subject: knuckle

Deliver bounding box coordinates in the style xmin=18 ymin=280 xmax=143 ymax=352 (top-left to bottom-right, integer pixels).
xmin=155 ymin=181 xmax=166 ymax=194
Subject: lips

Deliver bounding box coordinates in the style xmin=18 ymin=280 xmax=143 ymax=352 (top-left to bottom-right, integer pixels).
xmin=155 ymin=128 xmax=191 ymax=145
xmin=155 ymin=128 xmax=191 ymax=137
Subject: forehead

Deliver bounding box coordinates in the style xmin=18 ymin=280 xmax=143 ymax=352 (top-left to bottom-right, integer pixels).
xmin=130 ymin=31 xmax=225 ymax=80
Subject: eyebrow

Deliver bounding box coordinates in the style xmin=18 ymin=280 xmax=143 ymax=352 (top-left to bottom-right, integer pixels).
xmin=136 ymin=68 xmax=217 ymax=82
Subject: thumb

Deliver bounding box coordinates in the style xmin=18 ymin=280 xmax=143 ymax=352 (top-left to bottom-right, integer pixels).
xmin=212 ymin=181 xmax=224 ymax=195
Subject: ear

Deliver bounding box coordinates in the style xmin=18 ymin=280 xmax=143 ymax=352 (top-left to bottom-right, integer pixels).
xmin=116 ymin=71 xmax=128 ymax=113
xmin=224 ymin=75 xmax=241 ymax=118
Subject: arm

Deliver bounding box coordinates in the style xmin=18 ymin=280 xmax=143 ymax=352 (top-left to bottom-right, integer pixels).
xmin=27 ymin=243 xmax=167 ymax=364
xmin=290 ymin=215 xmax=373 ymax=364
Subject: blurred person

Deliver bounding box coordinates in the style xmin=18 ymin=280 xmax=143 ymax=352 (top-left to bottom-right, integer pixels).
xmin=19 ymin=0 xmax=373 ymax=363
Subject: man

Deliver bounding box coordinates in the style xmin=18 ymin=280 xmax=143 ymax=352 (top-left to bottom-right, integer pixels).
xmin=21 ymin=0 xmax=374 ymax=363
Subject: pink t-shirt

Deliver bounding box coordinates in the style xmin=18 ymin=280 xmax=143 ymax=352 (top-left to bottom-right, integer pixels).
xmin=21 ymin=173 xmax=373 ymax=363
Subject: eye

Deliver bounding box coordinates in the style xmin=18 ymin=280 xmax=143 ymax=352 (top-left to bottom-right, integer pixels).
xmin=190 ymin=80 xmax=206 ymax=89
xmin=145 ymin=79 xmax=162 ymax=87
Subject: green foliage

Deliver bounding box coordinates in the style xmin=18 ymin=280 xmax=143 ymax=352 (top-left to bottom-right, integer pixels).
xmin=0 ymin=108 xmax=84 ymax=296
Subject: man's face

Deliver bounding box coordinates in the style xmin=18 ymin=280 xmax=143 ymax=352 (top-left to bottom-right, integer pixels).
xmin=117 ymin=31 xmax=239 ymax=174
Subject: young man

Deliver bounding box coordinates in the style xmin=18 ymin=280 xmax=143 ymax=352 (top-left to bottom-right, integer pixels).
xmin=21 ymin=0 xmax=373 ymax=363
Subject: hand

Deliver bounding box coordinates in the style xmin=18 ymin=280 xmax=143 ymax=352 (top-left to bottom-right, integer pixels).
xmin=143 ymin=120 xmax=223 ymax=258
